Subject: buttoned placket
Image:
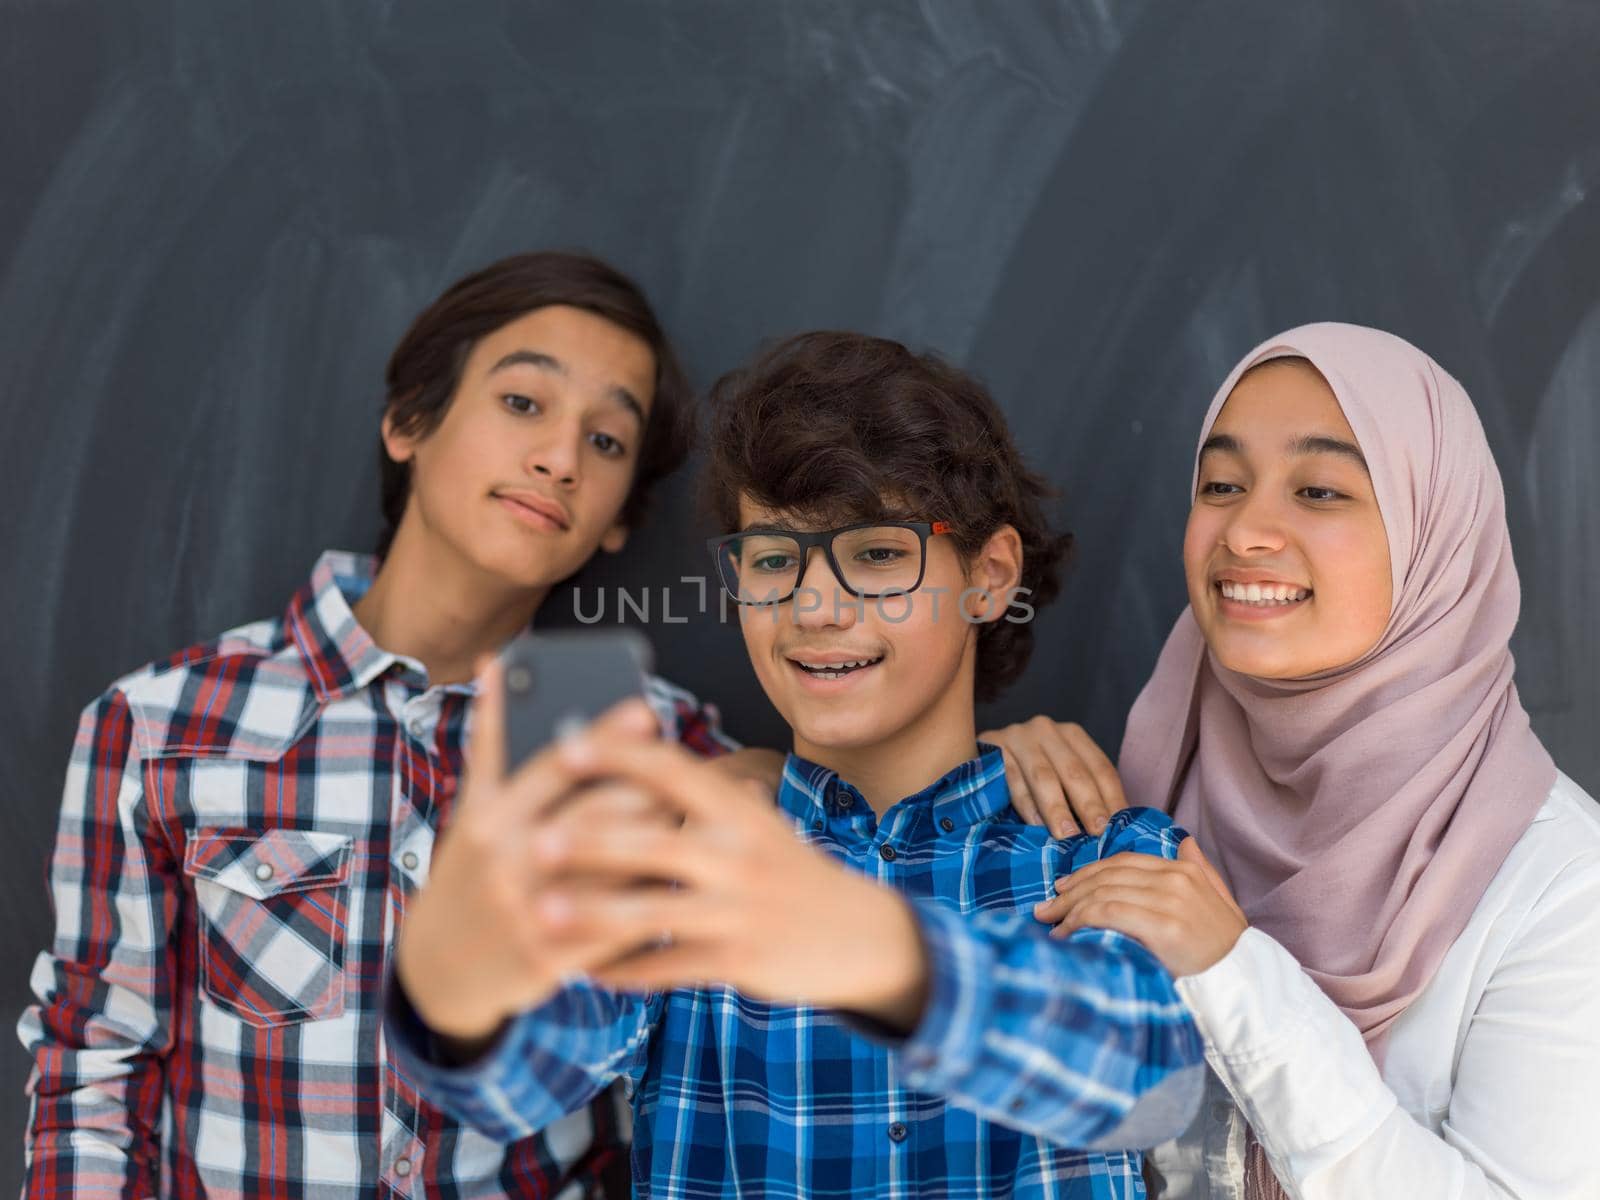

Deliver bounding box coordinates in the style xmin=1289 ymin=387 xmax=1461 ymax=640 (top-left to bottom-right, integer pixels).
xmin=380 ymin=671 xmax=465 ymax=1187
xmin=804 ymin=771 xmax=989 ymax=864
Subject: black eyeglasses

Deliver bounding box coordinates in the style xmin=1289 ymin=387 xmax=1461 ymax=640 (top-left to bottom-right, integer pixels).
xmin=705 ymin=521 xmax=954 ymax=606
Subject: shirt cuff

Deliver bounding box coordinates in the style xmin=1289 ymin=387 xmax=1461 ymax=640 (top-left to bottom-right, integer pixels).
xmin=1176 ymin=927 xmax=1324 ymax=1064
xmin=384 ymin=969 xmax=521 ymax=1085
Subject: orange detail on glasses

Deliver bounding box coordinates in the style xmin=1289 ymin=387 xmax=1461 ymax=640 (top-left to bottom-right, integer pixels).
xmin=931 ymin=521 xmax=953 ymax=535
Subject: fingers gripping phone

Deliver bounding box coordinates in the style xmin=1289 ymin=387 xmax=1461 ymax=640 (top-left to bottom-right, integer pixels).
xmin=501 ymin=629 xmax=656 ymax=766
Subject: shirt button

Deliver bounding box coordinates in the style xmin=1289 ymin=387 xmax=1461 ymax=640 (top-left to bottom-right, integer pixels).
xmin=401 ymin=851 xmax=420 ymax=871
xmin=879 ymin=844 xmax=897 ymax=862
xmin=812 ymin=819 xmax=824 ymax=832
xmin=394 ymin=1157 xmax=413 ymax=1177
xmin=1009 ymin=1097 xmax=1026 ymax=1113
xmin=939 ymin=817 xmax=955 ymax=833
xmin=253 ymin=863 xmax=274 ymax=883
xmin=441 ymin=777 xmax=457 ymax=796
xmin=887 ymin=1121 xmax=907 ymax=1143
xmin=1211 ymin=1101 xmax=1231 ymax=1123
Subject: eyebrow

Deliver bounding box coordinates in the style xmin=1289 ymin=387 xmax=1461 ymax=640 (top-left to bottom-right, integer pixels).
xmin=1199 ymin=431 xmax=1369 ymax=473
xmin=732 ymin=514 xmax=914 ymax=536
xmin=1289 ymin=434 xmax=1368 ymax=470
xmin=487 ymin=349 xmax=647 ymax=427
xmin=735 ymin=522 xmax=819 ymax=536
xmin=1198 ymin=433 xmax=1243 ymax=459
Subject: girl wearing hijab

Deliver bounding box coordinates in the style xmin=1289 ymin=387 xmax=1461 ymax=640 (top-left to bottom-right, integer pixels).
xmin=999 ymin=323 xmax=1600 ymax=1197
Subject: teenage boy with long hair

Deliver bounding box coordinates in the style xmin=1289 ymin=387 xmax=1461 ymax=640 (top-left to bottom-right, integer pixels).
xmin=19 ymin=253 xmax=740 ymax=1197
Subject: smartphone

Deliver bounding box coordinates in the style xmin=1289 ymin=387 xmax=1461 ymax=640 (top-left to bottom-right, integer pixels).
xmin=500 ymin=628 xmax=655 ymax=767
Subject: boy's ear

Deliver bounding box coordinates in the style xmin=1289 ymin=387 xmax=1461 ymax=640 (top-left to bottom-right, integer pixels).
xmin=599 ymin=522 xmax=630 ymax=554
xmin=381 ymin=410 xmax=419 ymax=465
xmin=964 ymin=524 xmax=1024 ymax=625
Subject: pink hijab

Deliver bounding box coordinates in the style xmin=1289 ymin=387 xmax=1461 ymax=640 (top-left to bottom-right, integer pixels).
xmin=1120 ymin=322 xmax=1555 ymax=1056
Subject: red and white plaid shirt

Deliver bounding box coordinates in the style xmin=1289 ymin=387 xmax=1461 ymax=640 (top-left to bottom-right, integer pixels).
xmin=18 ymin=550 xmax=734 ymax=1199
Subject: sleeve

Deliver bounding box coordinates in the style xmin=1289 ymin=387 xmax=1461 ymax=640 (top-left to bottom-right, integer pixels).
xmin=1177 ymin=848 xmax=1600 ymax=1199
xmin=874 ymin=809 xmax=1206 ymax=1149
xmin=642 ymin=674 xmax=740 ymax=757
xmin=16 ymin=690 xmax=178 ymax=1200
xmin=385 ymin=971 xmax=656 ymax=1145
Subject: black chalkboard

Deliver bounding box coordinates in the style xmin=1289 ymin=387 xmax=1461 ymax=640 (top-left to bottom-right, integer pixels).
xmin=3 ymin=1 xmax=1597 ymax=1187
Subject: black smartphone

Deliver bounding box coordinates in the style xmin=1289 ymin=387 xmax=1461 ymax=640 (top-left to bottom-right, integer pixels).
xmin=500 ymin=628 xmax=655 ymax=767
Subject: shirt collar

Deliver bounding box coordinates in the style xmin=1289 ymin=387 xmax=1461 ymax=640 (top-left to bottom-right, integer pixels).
xmin=777 ymin=742 xmax=1012 ymax=835
xmin=284 ymin=550 xmax=421 ymax=702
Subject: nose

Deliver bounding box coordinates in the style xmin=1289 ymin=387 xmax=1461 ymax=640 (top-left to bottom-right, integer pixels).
xmin=1219 ymin=488 xmax=1289 ymax=557
xmin=524 ymin=418 xmax=582 ymax=488
xmin=790 ymin=547 xmax=857 ymax=630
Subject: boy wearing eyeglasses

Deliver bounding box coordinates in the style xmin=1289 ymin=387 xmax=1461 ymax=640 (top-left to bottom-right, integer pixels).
xmin=387 ymin=332 xmax=1205 ymax=1198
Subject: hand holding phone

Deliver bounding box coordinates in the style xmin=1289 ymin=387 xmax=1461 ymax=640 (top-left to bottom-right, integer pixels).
xmin=396 ymin=631 xmax=661 ymax=1045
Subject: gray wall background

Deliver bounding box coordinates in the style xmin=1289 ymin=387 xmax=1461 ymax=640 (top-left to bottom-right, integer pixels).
xmin=2 ymin=0 xmax=1597 ymax=1186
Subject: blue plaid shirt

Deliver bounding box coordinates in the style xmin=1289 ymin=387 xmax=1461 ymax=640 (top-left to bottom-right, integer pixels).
xmin=388 ymin=746 xmax=1204 ymax=1198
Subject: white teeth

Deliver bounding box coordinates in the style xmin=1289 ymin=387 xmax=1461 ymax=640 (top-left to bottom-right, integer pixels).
xmin=1219 ymin=581 xmax=1310 ymax=605
xmin=795 ymin=657 xmax=880 ymax=674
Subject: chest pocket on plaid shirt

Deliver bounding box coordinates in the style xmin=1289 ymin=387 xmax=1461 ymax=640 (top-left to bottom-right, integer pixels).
xmin=183 ymin=827 xmax=353 ymax=1028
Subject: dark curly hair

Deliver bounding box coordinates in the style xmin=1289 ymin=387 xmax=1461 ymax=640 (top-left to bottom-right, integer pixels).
xmin=702 ymin=331 xmax=1071 ymax=701
xmin=378 ymin=251 xmax=694 ymax=558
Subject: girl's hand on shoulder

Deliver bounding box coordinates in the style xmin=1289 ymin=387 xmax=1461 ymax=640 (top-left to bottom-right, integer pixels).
xmin=1033 ymin=838 xmax=1248 ymax=977
xmin=979 ymin=716 xmax=1127 ymax=839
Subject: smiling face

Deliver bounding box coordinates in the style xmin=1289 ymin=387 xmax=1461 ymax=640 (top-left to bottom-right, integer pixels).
xmin=1182 ymin=358 xmax=1393 ymax=679
xmin=382 ymin=304 xmax=656 ymax=591
xmin=733 ymin=496 xmax=1022 ymax=760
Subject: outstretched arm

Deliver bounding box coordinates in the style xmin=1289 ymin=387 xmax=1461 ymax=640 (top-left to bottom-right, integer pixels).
xmin=525 ymin=732 xmax=1206 ymax=1149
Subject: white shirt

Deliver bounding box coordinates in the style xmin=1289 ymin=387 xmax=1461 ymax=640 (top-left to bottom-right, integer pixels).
xmin=1146 ymin=771 xmax=1600 ymax=1199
